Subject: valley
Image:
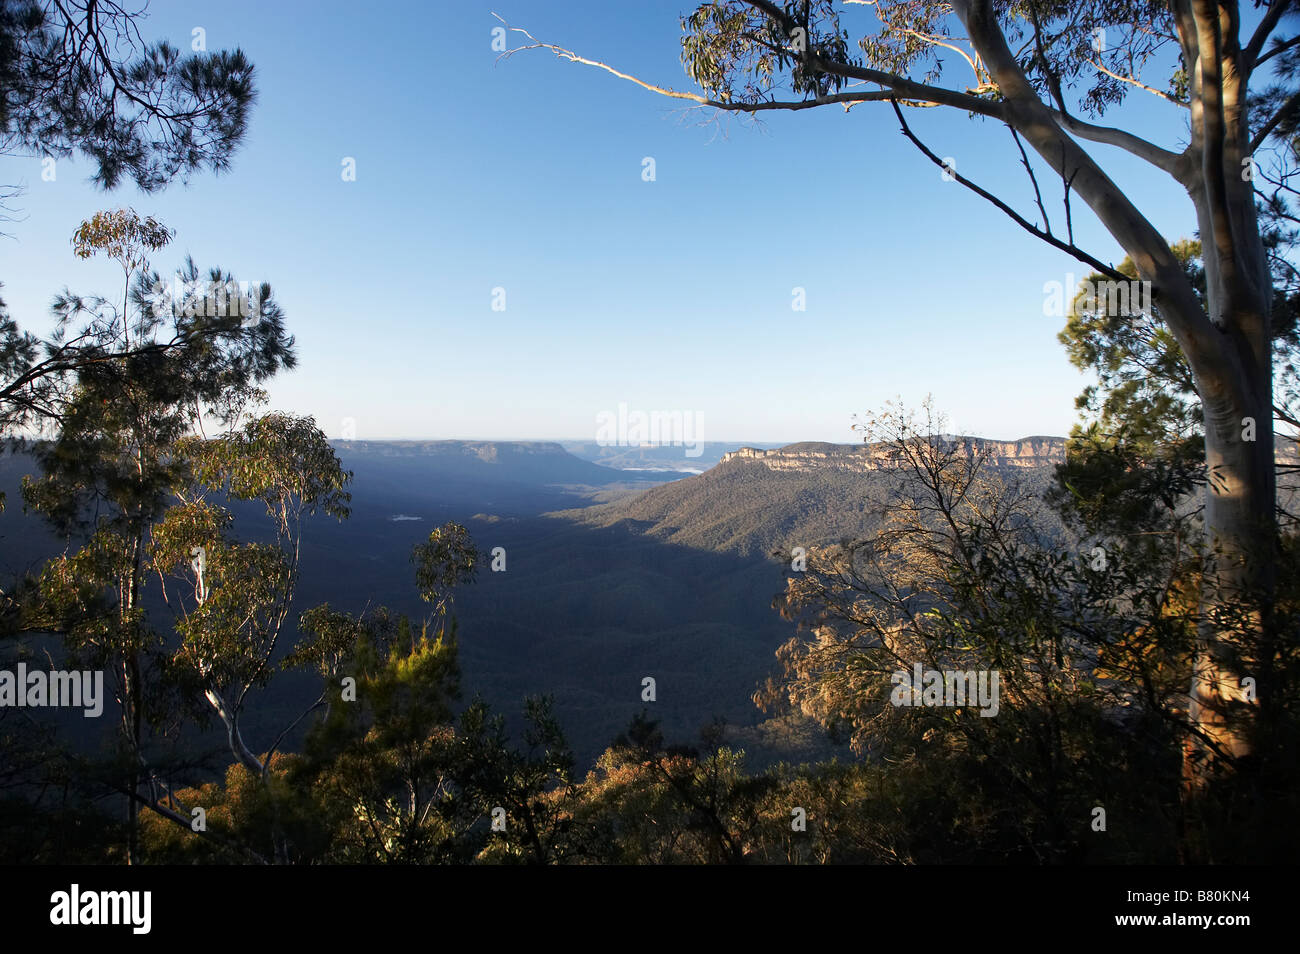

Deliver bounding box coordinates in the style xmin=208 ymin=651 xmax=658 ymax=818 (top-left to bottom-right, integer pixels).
xmin=3 ymin=433 xmax=1069 ymax=769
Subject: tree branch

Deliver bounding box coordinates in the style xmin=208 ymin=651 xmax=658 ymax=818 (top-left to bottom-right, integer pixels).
xmin=953 ymin=0 xmax=1223 ymax=377
xmin=493 ymin=9 xmax=1007 ymax=121
xmin=740 ymin=0 xmax=1007 ymax=117
xmin=1086 ymin=56 xmax=1190 ymax=107
xmin=1010 ymin=125 xmax=1052 ymax=232
xmin=1049 ymin=109 xmax=1186 ymax=176
xmin=1250 ymin=87 xmax=1300 ymax=153
xmin=1252 ymin=33 xmax=1300 ymax=71
xmin=891 ymin=98 xmax=1126 ymax=282
xmin=1244 ymin=0 xmax=1295 ymax=73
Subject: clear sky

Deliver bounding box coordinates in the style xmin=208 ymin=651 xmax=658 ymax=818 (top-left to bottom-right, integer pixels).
xmin=0 ymin=1 xmax=1207 ymax=444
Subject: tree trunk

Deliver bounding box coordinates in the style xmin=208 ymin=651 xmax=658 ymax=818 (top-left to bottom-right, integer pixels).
xmin=124 ymin=656 xmax=139 ymax=865
xmin=1184 ymin=311 xmax=1276 ymax=783
xmin=954 ymin=0 xmax=1278 ymax=783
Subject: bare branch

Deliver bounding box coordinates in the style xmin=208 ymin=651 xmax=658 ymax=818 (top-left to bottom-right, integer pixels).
xmin=891 ymin=98 xmax=1127 ymax=282
xmin=1010 ymin=125 xmax=1052 ymax=232
xmin=1244 ymin=0 xmax=1296 ymax=73
xmin=1049 ymin=109 xmax=1186 ymax=176
xmin=1061 ymin=143 xmax=1080 ymax=246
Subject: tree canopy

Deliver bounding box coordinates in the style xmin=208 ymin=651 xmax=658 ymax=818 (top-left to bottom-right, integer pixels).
xmin=1 ymin=0 xmax=255 ymax=192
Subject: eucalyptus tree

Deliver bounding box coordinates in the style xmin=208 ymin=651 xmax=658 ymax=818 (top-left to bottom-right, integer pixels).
xmin=503 ymin=0 xmax=1300 ymax=778
xmin=19 ymin=210 xmax=343 ymax=862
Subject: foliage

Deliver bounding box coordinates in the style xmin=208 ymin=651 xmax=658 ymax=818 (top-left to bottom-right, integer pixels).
xmin=0 ymin=0 xmax=256 ymax=193
xmin=411 ymin=521 xmax=480 ymax=621
xmin=9 ymin=213 xmax=341 ymax=861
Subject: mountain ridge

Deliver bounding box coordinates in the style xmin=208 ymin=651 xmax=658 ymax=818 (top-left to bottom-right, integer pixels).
xmin=718 ymin=435 xmax=1067 ymax=472
xmin=555 ymin=434 xmax=1068 ymax=559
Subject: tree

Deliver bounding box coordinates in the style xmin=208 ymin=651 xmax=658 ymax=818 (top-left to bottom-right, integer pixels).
xmin=293 ymin=611 xmax=476 ymax=864
xmin=135 ymin=521 xmax=585 ymax=866
xmin=285 ymin=533 xmax=485 ymax=865
xmin=761 ymin=401 xmax=1289 ymax=860
xmin=1055 ymin=238 xmax=1300 ymax=802
xmin=503 ymin=0 xmax=1300 ymax=779
xmin=1 ymin=2 xmax=258 ymax=425
xmin=161 ymin=412 xmax=353 ymax=777
xmin=576 ymin=713 xmax=773 ymax=864
xmin=134 ymin=524 xmax=483 ymax=864
xmin=1051 ymin=244 xmax=1211 ymax=589
xmin=411 ymin=521 xmax=481 ymax=630
xmin=0 ymin=206 xmax=285 ymax=433
xmin=0 ymin=0 xmax=255 ymax=194
xmin=14 ymin=211 xmax=340 ymax=862
xmin=1056 ymin=238 xmax=1300 ymax=524
xmin=456 ymin=695 xmax=579 ymax=864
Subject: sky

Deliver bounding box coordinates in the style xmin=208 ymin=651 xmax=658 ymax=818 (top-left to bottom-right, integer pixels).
xmin=0 ymin=1 xmax=1212 ymax=445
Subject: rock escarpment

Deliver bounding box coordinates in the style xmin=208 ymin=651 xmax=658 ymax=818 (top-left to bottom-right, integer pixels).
xmin=718 ymin=437 xmax=1067 ymax=473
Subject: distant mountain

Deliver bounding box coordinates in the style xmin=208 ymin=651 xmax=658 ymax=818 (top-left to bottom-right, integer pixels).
xmin=326 ymin=440 xmax=683 ymax=522
xmin=557 ymin=436 xmax=1067 ymax=558
xmin=334 ymin=439 xmax=683 ymax=490
xmin=718 ymin=436 xmax=1065 ymax=472
xmin=559 ymin=441 xmax=786 ymax=474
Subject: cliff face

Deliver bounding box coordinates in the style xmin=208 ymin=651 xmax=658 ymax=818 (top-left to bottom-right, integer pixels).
xmin=718 ymin=436 xmax=1067 ymax=473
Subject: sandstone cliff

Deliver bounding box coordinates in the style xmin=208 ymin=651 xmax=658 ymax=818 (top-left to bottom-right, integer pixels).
xmin=718 ymin=436 xmax=1067 ymax=473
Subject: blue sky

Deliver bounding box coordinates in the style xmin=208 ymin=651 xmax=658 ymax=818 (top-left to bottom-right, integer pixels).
xmin=0 ymin=1 xmax=1208 ymax=444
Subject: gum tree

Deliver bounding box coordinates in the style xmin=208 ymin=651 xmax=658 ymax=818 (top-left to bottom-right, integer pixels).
xmin=502 ymin=0 xmax=1300 ymax=778
xmin=19 ymin=212 xmax=314 ymax=862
